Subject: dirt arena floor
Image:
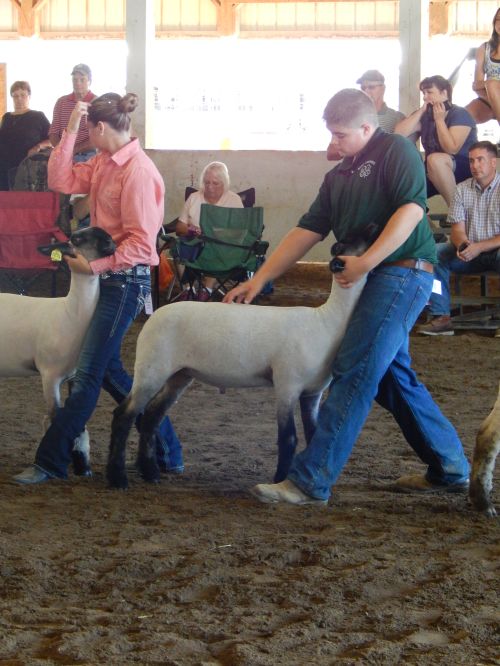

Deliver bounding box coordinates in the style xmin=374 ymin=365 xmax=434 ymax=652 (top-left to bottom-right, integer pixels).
xmin=0 ymin=265 xmax=499 ymax=665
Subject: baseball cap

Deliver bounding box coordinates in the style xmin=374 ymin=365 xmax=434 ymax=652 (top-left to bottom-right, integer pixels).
xmin=356 ymin=70 xmax=385 ymax=85
xmin=71 ymin=64 xmax=92 ymax=80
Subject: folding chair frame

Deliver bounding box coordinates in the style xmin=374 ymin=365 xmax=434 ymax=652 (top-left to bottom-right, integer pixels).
xmin=167 ymin=204 xmax=268 ymax=302
xmin=153 ymin=187 xmax=258 ymax=308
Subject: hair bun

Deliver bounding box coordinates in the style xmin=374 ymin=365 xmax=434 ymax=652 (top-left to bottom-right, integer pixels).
xmin=119 ymin=93 xmax=139 ymax=114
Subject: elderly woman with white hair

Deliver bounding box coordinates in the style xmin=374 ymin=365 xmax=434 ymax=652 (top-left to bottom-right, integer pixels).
xmin=175 ymin=161 xmax=243 ymax=300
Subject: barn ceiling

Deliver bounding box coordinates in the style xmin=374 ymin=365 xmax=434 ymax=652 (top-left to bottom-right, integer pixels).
xmin=0 ymin=0 xmax=496 ymax=39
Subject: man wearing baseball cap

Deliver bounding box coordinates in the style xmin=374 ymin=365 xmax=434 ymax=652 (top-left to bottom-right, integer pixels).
xmin=49 ymin=63 xmax=97 ymax=160
xmin=327 ymin=70 xmax=405 ymax=160
xmin=356 ymin=70 xmax=405 ymax=133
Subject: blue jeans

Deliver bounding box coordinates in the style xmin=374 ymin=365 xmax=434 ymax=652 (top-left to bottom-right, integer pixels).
xmin=35 ymin=271 xmax=183 ymax=478
xmin=73 ymin=150 xmax=97 ymax=163
xmin=428 ymin=242 xmax=500 ymax=315
xmin=288 ymin=265 xmax=470 ymax=501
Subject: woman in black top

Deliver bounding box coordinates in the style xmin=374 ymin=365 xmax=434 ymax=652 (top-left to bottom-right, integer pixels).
xmin=0 ymin=81 xmax=51 ymax=190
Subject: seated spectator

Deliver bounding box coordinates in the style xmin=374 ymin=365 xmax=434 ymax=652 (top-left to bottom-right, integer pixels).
xmin=465 ymin=8 xmax=500 ymax=125
xmin=327 ymin=70 xmax=405 ymax=161
xmin=176 ymin=161 xmax=243 ymax=301
xmin=395 ymin=75 xmax=477 ymax=207
xmin=418 ymin=141 xmax=500 ymax=336
xmin=0 ymin=81 xmax=51 ymax=190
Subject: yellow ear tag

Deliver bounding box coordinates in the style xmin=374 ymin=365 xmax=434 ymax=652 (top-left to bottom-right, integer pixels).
xmin=51 ymin=249 xmax=63 ymax=262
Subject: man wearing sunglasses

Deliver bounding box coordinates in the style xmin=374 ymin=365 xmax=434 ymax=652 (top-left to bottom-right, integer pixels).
xmin=327 ymin=70 xmax=405 ymax=160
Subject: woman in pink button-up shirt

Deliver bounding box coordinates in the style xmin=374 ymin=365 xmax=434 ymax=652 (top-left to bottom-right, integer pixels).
xmin=14 ymin=93 xmax=183 ymax=485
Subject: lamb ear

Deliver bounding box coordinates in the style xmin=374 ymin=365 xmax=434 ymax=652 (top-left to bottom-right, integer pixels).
xmin=101 ymin=238 xmax=117 ymax=256
xmin=37 ymin=242 xmax=75 ymax=257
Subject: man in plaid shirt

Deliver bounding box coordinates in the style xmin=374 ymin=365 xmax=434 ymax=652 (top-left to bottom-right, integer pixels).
xmin=419 ymin=140 xmax=500 ymax=335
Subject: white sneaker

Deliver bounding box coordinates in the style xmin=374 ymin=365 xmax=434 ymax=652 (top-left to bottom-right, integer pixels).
xmin=13 ymin=465 xmax=53 ymax=485
xmin=250 ymin=480 xmax=327 ymax=506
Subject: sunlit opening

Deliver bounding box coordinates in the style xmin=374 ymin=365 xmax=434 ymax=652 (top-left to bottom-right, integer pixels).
xmin=2 ymin=36 xmax=498 ymax=151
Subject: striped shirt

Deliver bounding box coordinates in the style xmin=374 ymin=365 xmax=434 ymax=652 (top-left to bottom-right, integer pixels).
xmin=377 ymin=103 xmax=405 ymax=134
xmin=448 ymin=172 xmax=500 ymax=242
xmin=49 ymin=90 xmax=96 ymax=147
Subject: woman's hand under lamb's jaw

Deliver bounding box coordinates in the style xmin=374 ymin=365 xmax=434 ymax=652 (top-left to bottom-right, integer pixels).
xmin=64 ymin=252 xmax=93 ymax=275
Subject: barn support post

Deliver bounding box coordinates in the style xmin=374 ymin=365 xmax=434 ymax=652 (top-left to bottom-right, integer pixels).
xmin=399 ymin=0 xmax=428 ymax=115
xmin=126 ymin=0 xmax=155 ymax=148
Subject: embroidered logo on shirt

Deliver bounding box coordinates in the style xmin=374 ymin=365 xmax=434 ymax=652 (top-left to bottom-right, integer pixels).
xmin=358 ymin=161 xmax=375 ymax=178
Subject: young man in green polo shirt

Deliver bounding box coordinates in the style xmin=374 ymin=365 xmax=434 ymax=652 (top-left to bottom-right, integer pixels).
xmin=224 ymin=88 xmax=470 ymax=507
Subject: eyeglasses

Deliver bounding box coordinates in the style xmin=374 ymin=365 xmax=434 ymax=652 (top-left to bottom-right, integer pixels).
xmin=360 ymin=84 xmax=384 ymax=91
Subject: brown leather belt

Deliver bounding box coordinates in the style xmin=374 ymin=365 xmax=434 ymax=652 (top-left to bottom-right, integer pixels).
xmin=384 ymin=258 xmax=434 ymax=274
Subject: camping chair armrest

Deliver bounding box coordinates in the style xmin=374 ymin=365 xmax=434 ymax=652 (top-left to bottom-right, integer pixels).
xmin=253 ymin=240 xmax=269 ymax=256
xmin=158 ymin=233 xmax=177 ymax=248
xmin=162 ymin=218 xmax=179 ymax=235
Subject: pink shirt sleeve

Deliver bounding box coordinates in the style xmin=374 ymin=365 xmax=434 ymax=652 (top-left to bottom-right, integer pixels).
xmin=47 ymin=130 xmax=93 ymax=194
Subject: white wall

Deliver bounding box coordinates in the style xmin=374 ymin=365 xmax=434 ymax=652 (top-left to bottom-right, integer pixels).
xmin=147 ymin=148 xmax=452 ymax=262
xmin=148 ymin=149 xmax=333 ymax=261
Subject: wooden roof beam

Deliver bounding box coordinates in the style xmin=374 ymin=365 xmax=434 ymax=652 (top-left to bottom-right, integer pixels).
xmin=228 ymin=0 xmax=402 ymax=2
xmin=211 ymin=0 xmax=237 ymax=36
xmin=9 ymin=0 xmax=49 ymax=38
xmin=430 ymin=1 xmax=449 ymax=36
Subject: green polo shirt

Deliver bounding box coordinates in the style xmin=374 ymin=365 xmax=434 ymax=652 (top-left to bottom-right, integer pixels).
xmin=298 ymin=129 xmax=437 ymax=264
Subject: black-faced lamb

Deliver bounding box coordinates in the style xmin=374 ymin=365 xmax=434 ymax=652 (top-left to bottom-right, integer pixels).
xmin=0 ymin=226 xmax=115 ymax=473
xmin=107 ymin=237 xmax=370 ymax=489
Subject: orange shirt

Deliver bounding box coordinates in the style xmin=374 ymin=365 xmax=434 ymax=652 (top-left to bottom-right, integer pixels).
xmin=48 ymin=130 xmax=164 ymax=274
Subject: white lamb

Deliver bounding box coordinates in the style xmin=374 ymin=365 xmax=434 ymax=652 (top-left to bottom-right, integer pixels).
xmin=107 ymin=237 xmax=370 ymax=489
xmin=470 ymin=385 xmax=500 ymax=517
xmin=0 ymin=226 xmax=115 ymax=474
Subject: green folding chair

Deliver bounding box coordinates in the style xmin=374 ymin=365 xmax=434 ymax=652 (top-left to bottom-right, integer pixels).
xmin=171 ymin=203 xmax=268 ymax=301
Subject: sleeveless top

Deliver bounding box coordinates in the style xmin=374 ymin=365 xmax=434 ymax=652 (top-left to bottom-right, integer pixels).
xmin=484 ymin=42 xmax=500 ymax=80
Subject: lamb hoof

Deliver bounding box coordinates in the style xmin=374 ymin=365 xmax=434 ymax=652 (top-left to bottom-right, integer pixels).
xmin=469 ymin=481 xmax=497 ymax=517
xmin=106 ymin=465 xmax=129 ymax=490
xmin=485 ymin=505 xmax=498 ymax=518
xmin=138 ymin=459 xmax=161 ymax=484
xmin=72 ymin=451 xmax=92 ymax=477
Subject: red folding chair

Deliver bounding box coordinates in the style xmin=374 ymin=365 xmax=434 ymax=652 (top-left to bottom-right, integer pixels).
xmin=0 ymin=191 xmax=68 ymax=296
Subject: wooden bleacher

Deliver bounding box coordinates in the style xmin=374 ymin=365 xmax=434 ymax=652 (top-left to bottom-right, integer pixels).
xmin=430 ymin=213 xmax=500 ymax=331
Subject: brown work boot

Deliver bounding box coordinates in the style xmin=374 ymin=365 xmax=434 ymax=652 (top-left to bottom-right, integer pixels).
xmin=418 ymin=315 xmax=454 ymax=336
xmin=389 ymin=473 xmax=469 ymax=494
